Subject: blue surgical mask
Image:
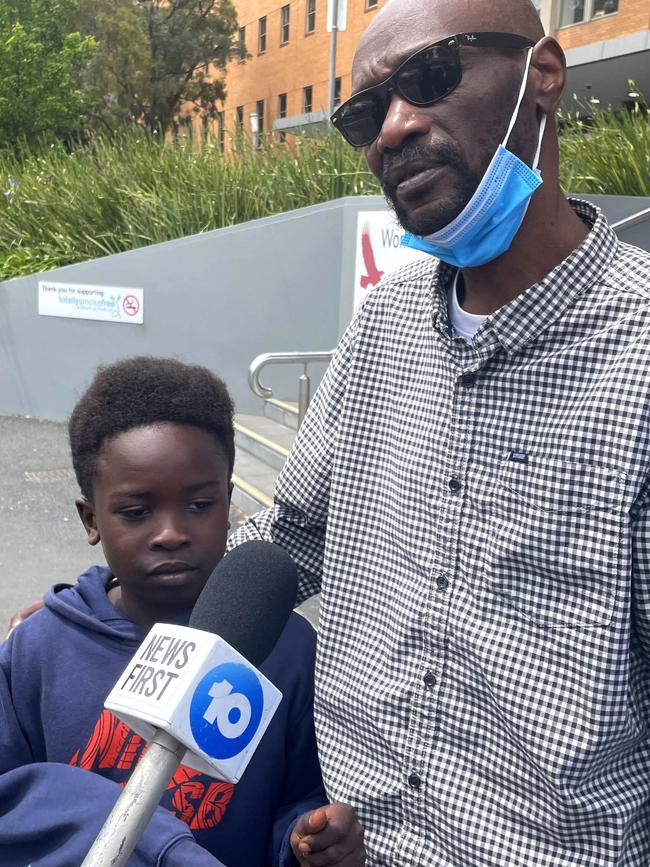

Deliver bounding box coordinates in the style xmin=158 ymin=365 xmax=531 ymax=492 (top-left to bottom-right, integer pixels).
xmin=401 ymin=49 xmax=546 ymax=269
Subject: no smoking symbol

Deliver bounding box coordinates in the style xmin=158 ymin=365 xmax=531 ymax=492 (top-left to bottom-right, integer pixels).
xmin=122 ymin=295 xmax=140 ymax=317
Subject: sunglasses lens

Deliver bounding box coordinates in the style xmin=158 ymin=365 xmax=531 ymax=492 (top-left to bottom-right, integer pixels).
xmin=334 ymin=91 xmax=388 ymax=148
xmin=333 ymin=43 xmax=461 ymax=147
xmin=397 ymin=45 xmax=461 ymax=104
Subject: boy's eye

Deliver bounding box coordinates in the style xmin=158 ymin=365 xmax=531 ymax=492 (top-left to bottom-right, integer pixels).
xmin=119 ymin=506 xmax=150 ymax=519
xmin=189 ymin=499 xmax=215 ymax=511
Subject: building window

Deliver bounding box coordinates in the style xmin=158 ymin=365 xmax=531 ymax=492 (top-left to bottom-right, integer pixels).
xmin=558 ymin=0 xmax=618 ymax=27
xmin=366 ymin=0 xmax=378 ymax=8
xmin=334 ymin=76 xmax=341 ymax=108
xmin=278 ymin=92 xmax=287 ymax=119
xmin=303 ymin=85 xmax=313 ymax=114
xmin=236 ymin=105 xmax=244 ymax=127
xmin=306 ymin=0 xmax=316 ymax=33
xmin=238 ymin=26 xmax=246 ymax=61
xmin=256 ymin=99 xmax=265 ymax=133
xmin=258 ymin=16 xmax=267 ymax=53
xmin=280 ymin=4 xmax=290 ymax=44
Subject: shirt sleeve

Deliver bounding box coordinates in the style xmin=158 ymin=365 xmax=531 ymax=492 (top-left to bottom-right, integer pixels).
xmin=228 ymin=320 xmax=356 ymax=605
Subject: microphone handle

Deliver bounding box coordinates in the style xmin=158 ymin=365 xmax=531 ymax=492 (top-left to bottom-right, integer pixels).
xmin=81 ymin=729 xmax=187 ymax=867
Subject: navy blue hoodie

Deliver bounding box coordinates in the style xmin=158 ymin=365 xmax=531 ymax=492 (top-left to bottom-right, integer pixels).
xmin=0 ymin=566 xmax=326 ymax=866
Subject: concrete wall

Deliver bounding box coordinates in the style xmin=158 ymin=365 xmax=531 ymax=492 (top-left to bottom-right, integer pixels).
xmin=1 ymin=193 xmax=648 ymax=422
xmin=0 ymin=195 xmax=386 ymax=421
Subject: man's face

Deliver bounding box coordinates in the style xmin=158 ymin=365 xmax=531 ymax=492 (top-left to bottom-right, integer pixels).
xmin=352 ymin=8 xmax=532 ymax=236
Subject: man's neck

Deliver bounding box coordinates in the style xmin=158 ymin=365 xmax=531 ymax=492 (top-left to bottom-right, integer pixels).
xmin=459 ymin=185 xmax=589 ymax=316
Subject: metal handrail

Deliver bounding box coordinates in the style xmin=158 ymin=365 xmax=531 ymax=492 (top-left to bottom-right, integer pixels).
xmin=611 ymin=207 xmax=650 ymax=232
xmin=249 ymin=351 xmax=334 ymax=428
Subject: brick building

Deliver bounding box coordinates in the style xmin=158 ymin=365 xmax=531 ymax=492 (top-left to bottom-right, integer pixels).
xmin=211 ymin=0 xmax=649 ymax=145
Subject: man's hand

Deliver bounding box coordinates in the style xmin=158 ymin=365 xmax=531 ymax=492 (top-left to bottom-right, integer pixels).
xmin=6 ymin=598 xmax=44 ymax=640
xmin=290 ymin=803 xmax=364 ymax=866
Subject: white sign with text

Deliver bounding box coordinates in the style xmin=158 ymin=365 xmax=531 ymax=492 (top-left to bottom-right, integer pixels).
xmin=38 ymin=281 xmax=144 ymax=325
xmin=353 ymin=212 xmax=427 ymax=310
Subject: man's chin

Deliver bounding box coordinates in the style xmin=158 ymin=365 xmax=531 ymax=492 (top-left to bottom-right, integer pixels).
xmin=387 ymin=193 xmax=465 ymax=238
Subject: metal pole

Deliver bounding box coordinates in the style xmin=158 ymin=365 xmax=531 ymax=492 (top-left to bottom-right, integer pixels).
xmin=81 ymin=730 xmax=186 ymax=867
xmin=328 ymin=0 xmax=340 ymax=118
xmin=298 ymin=366 xmax=311 ymax=428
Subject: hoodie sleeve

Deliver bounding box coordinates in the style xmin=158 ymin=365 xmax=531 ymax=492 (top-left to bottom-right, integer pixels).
xmin=266 ymin=616 xmax=328 ymax=867
xmin=0 ymin=639 xmax=35 ymax=773
xmin=0 ymin=763 xmax=226 ymax=867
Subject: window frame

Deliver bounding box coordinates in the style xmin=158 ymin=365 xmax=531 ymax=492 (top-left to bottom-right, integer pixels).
xmin=237 ymin=25 xmax=246 ymax=62
xmin=280 ymin=4 xmax=290 ymax=44
xmin=258 ymin=16 xmax=267 ymax=53
xmin=278 ymin=92 xmax=288 ymax=119
xmin=303 ymin=84 xmax=313 ymax=114
xmin=558 ymin=0 xmax=619 ymax=28
xmin=306 ymin=0 xmax=316 ymax=33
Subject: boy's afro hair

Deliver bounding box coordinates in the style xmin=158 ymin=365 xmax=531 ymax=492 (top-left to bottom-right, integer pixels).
xmin=69 ymin=356 xmax=235 ymax=499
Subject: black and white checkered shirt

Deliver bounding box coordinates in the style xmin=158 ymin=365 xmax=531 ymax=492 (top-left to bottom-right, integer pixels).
xmin=230 ymin=201 xmax=650 ymax=866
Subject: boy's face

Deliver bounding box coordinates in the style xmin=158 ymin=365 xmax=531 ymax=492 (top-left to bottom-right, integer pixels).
xmin=76 ymin=422 xmax=232 ymax=630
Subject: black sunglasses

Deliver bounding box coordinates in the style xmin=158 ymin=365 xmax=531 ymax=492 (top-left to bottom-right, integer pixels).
xmin=331 ymin=32 xmax=535 ymax=148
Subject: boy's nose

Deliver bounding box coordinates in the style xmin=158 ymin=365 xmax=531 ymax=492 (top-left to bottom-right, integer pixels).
xmin=150 ymin=518 xmax=190 ymax=550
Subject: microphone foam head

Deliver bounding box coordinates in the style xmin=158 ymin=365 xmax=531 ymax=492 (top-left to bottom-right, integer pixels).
xmin=189 ymin=541 xmax=299 ymax=666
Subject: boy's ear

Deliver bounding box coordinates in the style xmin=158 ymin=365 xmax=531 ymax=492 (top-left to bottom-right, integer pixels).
xmin=75 ymin=497 xmax=101 ymax=546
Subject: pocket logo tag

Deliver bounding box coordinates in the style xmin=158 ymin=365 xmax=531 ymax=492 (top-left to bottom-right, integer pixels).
xmin=509 ymin=450 xmax=529 ymax=464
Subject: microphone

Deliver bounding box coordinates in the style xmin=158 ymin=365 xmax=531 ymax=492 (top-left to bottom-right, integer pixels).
xmin=81 ymin=541 xmax=299 ymax=867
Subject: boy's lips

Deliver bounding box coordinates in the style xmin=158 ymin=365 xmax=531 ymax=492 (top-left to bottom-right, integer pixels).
xmin=148 ymin=561 xmax=197 ymax=576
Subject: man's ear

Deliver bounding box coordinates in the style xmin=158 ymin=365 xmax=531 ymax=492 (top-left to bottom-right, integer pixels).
xmin=531 ymin=37 xmax=566 ymax=115
xmin=75 ymin=497 xmax=101 ymax=546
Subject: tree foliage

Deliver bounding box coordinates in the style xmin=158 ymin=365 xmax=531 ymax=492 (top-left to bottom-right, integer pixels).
xmin=78 ymin=0 xmax=239 ymax=134
xmin=0 ymin=0 xmax=97 ymax=146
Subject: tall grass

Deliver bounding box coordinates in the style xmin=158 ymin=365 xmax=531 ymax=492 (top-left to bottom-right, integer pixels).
xmin=1 ymin=100 xmax=648 ymax=282
xmin=558 ymin=100 xmax=650 ymax=197
xmin=0 ymin=129 xmax=379 ymax=281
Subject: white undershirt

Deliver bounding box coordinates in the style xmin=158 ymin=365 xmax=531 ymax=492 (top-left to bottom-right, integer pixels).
xmin=448 ymin=272 xmax=488 ymax=344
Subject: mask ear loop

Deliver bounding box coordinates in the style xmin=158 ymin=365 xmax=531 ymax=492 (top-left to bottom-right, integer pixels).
xmin=502 ymin=46 xmax=547 ymax=172
xmin=502 ymin=47 xmax=534 ymax=149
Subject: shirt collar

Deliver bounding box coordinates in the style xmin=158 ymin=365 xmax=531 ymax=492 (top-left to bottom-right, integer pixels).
xmin=429 ymin=199 xmax=619 ymax=356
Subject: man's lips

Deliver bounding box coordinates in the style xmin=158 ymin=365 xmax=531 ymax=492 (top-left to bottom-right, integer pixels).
xmin=392 ymin=166 xmax=446 ymax=199
xmin=148 ymin=562 xmax=197 ymax=576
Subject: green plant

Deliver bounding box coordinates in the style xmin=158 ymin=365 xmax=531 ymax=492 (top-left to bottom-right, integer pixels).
xmin=559 ymin=97 xmax=650 ymax=196
xmin=0 ymin=127 xmax=379 ymax=281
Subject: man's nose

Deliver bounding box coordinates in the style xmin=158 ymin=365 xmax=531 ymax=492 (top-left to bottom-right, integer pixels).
xmin=375 ymin=94 xmax=431 ymax=155
xmin=150 ymin=515 xmax=190 ymax=549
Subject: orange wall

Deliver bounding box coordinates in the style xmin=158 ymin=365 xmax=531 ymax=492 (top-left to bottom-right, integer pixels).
xmin=555 ymin=0 xmax=650 ymax=50
xmin=218 ymin=0 xmax=388 ymax=140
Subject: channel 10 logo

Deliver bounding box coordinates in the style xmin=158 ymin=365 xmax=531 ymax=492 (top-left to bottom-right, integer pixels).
xmin=189 ymin=662 xmax=264 ymax=759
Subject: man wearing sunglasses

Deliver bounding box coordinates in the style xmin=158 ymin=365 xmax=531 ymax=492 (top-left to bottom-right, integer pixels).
xmin=231 ymin=0 xmax=650 ymax=864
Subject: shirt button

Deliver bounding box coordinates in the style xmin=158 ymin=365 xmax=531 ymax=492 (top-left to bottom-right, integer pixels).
xmin=423 ymin=671 xmax=437 ymax=687
xmin=461 ymin=372 xmax=476 ymax=387
xmin=436 ymin=575 xmax=449 ymax=591
xmin=448 ymin=477 xmax=462 ymax=493
xmin=408 ymin=773 xmax=422 ymax=790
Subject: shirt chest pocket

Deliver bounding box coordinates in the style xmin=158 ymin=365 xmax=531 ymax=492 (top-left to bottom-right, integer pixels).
xmin=475 ymin=457 xmax=626 ymax=628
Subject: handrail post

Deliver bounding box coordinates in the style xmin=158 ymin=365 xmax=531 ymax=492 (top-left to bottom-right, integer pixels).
xmin=298 ymin=365 xmax=310 ymax=428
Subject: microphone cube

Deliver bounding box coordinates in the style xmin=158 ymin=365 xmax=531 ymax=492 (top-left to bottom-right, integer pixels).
xmin=104 ymin=623 xmax=282 ymax=783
